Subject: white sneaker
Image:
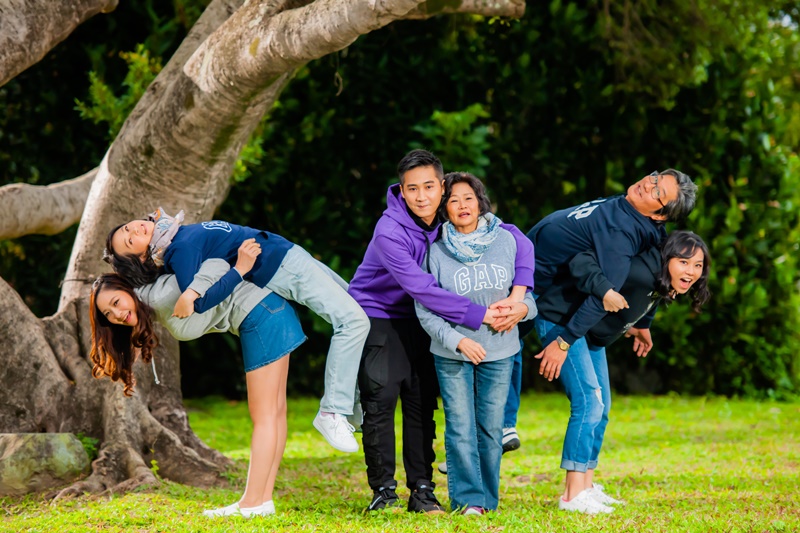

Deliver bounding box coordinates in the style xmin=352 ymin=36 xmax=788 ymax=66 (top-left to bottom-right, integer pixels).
xmin=313 ymin=411 xmax=359 ymax=452
xmin=586 ymin=483 xmax=625 ymax=506
xmin=202 ymin=502 xmax=266 ymax=518
xmin=261 ymin=500 xmax=276 ymax=515
xmin=558 ymin=489 xmax=613 ymax=514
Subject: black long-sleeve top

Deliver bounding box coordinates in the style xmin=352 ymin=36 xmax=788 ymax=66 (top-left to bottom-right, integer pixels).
xmin=536 ymin=246 xmax=664 ymax=347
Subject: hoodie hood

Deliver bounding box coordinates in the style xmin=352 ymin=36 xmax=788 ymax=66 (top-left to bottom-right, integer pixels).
xmin=347 ymin=184 xmax=446 ymax=320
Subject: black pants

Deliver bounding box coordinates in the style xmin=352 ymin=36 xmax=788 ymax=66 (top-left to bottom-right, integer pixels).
xmin=358 ymin=317 xmax=439 ymax=491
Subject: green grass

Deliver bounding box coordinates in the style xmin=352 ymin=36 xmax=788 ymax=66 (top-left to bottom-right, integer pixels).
xmin=2 ymin=393 xmax=799 ymax=532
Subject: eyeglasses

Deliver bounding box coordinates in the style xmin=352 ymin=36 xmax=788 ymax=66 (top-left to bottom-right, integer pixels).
xmin=648 ymin=171 xmax=666 ymax=208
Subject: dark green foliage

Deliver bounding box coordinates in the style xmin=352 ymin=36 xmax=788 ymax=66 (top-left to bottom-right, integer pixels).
xmin=2 ymin=1 xmax=798 ymax=398
xmin=75 ymin=45 xmax=163 ymax=140
xmin=75 ymin=432 xmax=100 ymax=461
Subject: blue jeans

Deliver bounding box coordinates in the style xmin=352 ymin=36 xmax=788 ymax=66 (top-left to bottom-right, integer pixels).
xmin=534 ymin=316 xmax=610 ymax=472
xmin=503 ymin=298 xmax=538 ymax=429
xmin=503 ymin=343 xmax=523 ymax=428
xmin=269 ymin=245 xmax=369 ymax=415
xmin=435 ymin=355 xmax=513 ymax=511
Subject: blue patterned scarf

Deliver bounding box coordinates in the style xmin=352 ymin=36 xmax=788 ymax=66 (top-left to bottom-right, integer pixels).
xmin=441 ymin=212 xmax=501 ymax=265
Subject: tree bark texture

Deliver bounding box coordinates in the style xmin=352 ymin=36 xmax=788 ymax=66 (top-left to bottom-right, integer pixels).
xmin=0 ymin=168 xmax=97 ymax=240
xmin=0 ymin=0 xmax=525 ymax=496
xmin=0 ymin=0 xmax=119 ymax=87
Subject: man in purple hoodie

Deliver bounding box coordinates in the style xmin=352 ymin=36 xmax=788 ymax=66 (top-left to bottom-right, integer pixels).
xmin=348 ymin=149 xmax=535 ymax=513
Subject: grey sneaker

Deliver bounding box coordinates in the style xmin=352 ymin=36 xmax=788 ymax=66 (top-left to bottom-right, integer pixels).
xmin=502 ymin=427 xmax=520 ymax=454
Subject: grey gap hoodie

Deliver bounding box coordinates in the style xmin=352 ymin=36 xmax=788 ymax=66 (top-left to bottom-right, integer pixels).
xmin=415 ymin=228 xmax=537 ymax=362
xmin=135 ymin=259 xmax=270 ymax=340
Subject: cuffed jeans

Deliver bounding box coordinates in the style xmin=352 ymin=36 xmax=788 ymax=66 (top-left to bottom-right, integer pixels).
xmin=268 ymin=245 xmax=369 ymax=415
xmin=436 ymin=355 xmax=512 ymax=511
xmin=358 ymin=317 xmax=438 ymax=491
xmin=534 ymin=316 xmax=611 ymax=472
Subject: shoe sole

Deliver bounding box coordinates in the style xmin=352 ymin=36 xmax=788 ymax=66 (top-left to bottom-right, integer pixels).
xmin=313 ymin=417 xmax=359 ymax=453
xmin=365 ymin=504 xmax=404 ymax=514
xmin=502 ymin=437 xmax=520 ymax=454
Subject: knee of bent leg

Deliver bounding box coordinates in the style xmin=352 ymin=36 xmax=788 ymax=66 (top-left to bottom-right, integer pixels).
xmin=586 ymin=387 xmax=605 ymax=426
xmin=340 ymin=304 xmax=370 ymax=337
xmin=353 ymin=308 xmax=370 ymax=336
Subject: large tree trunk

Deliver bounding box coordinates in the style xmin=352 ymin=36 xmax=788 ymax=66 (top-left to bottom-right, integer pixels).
xmin=0 ymin=0 xmax=524 ymax=496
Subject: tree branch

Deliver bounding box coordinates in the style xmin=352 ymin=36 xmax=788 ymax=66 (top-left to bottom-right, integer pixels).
xmin=403 ymin=0 xmax=526 ymax=19
xmin=185 ymin=0 xmax=524 ymax=94
xmin=0 ymin=168 xmax=97 ymax=240
xmin=0 ymin=0 xmax=118 ymax=87
xmin=184 ymin=0 xmax=425 ymax=93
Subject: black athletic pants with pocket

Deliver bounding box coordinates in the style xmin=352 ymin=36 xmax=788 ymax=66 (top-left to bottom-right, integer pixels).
xmin=358 ymin=317 xmax=439 ymax=491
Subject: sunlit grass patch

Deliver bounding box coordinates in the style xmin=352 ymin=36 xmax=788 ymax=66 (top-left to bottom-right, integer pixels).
xmin=2 ymin=393 xmax=799 ymax=532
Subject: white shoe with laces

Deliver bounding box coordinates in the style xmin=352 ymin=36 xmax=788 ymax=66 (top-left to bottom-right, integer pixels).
xmin=586 ymin=483 xmax=625 ymax=506
xmin=558 ymin=489 xmax=614 ymax=514
xmin=202 ymin=502 xmax=267 ymax=518
xmin=313 ymin=411 xmax=359 ymax=452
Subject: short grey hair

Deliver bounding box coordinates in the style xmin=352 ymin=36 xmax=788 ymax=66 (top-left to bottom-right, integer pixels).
xmin=658 ymin=169 xmax=697 ymax=222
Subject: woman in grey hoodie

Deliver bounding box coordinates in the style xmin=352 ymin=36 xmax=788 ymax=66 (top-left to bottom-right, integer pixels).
xmin=415 ymin=172 xmax=536 ymax=515
xmin=90 ymin=240 xmax=305 ymax=519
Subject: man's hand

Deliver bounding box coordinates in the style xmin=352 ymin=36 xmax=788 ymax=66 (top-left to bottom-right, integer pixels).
xmin=172 ymin=289 xmax=200 ymax=318
xmin=624 ymin=327 xmax=653 ymax=357
xmin=234 ymin=238 xmax=262 ymax=277
xmin=534 ymin=340 xmax=568 ymax=381
xmin=457 ymin=338 xmax=487 ymax=365
xmin=603 ymin=289 xmax=628 ymax=312
xmin=490 ymin=301 xmax=529 ymax=332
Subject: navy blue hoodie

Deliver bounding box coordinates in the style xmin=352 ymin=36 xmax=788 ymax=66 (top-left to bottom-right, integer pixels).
xmin=529 ymin=195 xmax=666 ymax=344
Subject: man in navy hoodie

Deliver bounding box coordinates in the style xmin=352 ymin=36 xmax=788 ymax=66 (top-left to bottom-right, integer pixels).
xmin=348 ymin=150 xmax=534 ymax=513
xmin=505 ymin=169 xmax=697 ymax=514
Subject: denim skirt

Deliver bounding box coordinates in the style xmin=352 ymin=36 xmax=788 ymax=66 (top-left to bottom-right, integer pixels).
xmin=238 ymin=292 xmax=307 ymax=372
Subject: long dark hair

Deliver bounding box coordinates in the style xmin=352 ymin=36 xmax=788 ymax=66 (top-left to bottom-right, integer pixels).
xmin=657 ymin=230 xmax=711 ymax=312
xmin=441 ymin=171 xmax=493 ymax=219
xmin=89 ymin=274 xmax=159 ymax=396
xmin=104 ymin=223 xmax=162 ymax=288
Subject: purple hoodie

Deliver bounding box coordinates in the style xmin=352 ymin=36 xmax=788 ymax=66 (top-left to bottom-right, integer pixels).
xmin=348 ymin=184 xmax=535 ymax=330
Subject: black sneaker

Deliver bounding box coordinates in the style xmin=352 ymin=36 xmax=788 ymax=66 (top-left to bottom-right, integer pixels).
xmin=407 ymin=480 xmax=446 ymax=514
xmin=366 ymin=486 xmax=403 ymax=512
xmin=502 ymin=427 xmax=520 ymax=454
